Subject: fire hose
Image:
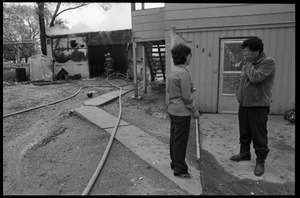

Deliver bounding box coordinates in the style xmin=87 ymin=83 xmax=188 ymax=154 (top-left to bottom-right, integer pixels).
xmin=82 ymin=73 xmax=127 ymax=195
xmin=4 ymin=74 xmax=200 ymax=194
xmin=3 ymin=85 xmax=98 ymax=118
xmin=3 ymin=74 xmax=130 ymax=118
xmin=3 ymin=73 xmax=140 ymax=195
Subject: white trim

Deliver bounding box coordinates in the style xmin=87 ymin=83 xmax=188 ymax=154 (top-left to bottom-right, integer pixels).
xmin=223 ymin=71 xmax=241 ymax=74
xmin=218 ymin=39 xmax=245 ymax=113
xmin=219 ymin=111 xmax=238 ymax=114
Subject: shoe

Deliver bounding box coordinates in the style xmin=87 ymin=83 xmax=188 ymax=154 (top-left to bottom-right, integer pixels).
xmin=173 ymin=172 xmax=190 ymax=178
xmin=230 ymin=153 xmax=251 ymax=162
xmin=254 ymin=162 xmax=265 ymax=176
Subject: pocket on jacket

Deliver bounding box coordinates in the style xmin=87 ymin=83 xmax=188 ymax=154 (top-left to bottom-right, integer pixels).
xmin=248 ymin=83 xmax=263 ymax=101
xmin=247 ymin=84 xmax=260 ymax=101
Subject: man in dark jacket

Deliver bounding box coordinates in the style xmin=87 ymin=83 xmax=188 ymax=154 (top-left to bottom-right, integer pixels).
xmin=230 ymin=36 xmax=275 ymax=177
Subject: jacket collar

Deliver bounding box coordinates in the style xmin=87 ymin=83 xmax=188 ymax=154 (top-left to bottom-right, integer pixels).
xmin=175 ymin=64 xmax=188 ymax=69
xmin=252 ymin=52 xmax=266 ymax=64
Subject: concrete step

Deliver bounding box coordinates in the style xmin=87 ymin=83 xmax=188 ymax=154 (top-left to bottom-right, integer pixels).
xmin=74 ymin=106 xmax=130 ymax=129
xmin=83 ymin=86 xmax=133 ymax=106
xmin=74 ymin=105 xmax=202 ymax=195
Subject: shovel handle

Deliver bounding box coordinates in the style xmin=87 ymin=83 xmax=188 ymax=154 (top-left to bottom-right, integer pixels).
xmin=195 ymin=118 xmax=200 ymax=161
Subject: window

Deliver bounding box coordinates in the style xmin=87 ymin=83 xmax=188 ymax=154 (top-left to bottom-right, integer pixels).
xmin=221 ymin=40 xmax=246 ymax=94
xmin=134 ymin=3 xmax=164 ymax=10
xmin=47 ymin=38 xmax=51 ymax=45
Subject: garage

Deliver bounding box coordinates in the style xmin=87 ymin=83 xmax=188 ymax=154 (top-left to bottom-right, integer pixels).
xmin=47 ymin=29 xmax=132 ymax=79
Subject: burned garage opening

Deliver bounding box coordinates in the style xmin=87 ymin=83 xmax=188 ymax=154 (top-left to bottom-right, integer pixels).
xmin=88 ymin=44 xmax=127 ymax=77
xmin=47 ymin=29 xmax=132 ymax=79
xmin=87 ymin=29 xmax=132 ymax=78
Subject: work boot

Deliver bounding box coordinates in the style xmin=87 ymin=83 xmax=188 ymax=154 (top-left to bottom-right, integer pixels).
xmin=170 ymin=162 xmax=174 ymax=170
xmin=254 ymin=162 xmax=265 ymax=176
xmin=173 ymin=171 xmax=191 ymax=178
xmin=230 ymin=152 xmax=251 ymax=162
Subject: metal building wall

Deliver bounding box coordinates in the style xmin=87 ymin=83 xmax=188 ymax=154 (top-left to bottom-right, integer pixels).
xmin=167 ymin=26 xmax=295 ymax=114
xmin=132 ymin=7 xmax=165 ymax=42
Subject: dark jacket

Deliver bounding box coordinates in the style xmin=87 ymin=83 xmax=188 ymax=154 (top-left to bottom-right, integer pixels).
xmin=236 ymin=52 xmax=275 ymax=107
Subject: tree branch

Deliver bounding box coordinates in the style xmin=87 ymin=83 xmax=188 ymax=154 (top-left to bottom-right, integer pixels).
xmin=50 ymin=2 xmax=61 ymax=27
xmin=56 ymin=3 xmax=88 ymax=17
xmin=50 ymin=3 xmax=89 ymax=27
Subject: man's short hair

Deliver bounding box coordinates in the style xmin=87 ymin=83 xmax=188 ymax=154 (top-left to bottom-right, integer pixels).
xmin=242 ymin=36 xmax=264 ymax=54
xmin=171 ymin=43 xmax=191 ymax=65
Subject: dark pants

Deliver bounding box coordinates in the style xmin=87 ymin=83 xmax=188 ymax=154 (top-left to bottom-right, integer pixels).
xmin=238 ymin=105 xmax=270 ymax=163
xmin=169 ymin=114 xmax=191 ymax=173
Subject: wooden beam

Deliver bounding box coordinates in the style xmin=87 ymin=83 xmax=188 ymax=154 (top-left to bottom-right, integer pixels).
xmin=133 ymin=41 xmax=138 ymax=98
xmin=131 ymin=3 xmax=135 ymax=11
xmin=142 ymin=45 xmax=147 ymax=93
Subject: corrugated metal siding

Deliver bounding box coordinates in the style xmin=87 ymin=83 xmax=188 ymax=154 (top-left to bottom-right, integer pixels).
xmin=164 ymin=4 xmax=295 ymax=37
xmin=163 ymin=4 xmax=295 ymax=115
xmin=133 ymin=4 xmax=295 ymax=114
xmin=164 ymin=4 xmax=295 ymax=30
xmin=177 ymin=31 xmax=221 ymax=113
xmin=166 ymin=26 xmax=295 ymax=114
xmin=165 ymin=4 xmax=294 ymax=19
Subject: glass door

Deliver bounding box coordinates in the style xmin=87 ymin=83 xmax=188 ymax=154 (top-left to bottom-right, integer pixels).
xmin=218 ymin=38 xmax=246 ymax=113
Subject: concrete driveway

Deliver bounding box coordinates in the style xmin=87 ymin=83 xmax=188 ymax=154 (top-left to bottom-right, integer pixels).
xmin=199 ymin=113 xmax=295 ymax=184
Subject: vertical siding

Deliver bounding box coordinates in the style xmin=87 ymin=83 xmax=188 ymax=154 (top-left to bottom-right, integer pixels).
xmin=248 ymin=27 xmax=295 ymax=114
xmin=182 ymin=31 xmax=220 ymax=113
xmin=269 ymin=27 xmax=295 ymax=114
xmin=168 ymin=26 xmax=295 ymax=114
xmin=164 ymin=4 xmax=295 ymax=30
xmin=132 ymin=8 xmax=165 ymax=41
xmin=139 ymin=3 xmax=295 ymax=114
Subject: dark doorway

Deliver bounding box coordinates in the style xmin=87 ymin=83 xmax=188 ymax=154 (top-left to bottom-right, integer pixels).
xmin=88 ymin=44 xmax=128 ymax=78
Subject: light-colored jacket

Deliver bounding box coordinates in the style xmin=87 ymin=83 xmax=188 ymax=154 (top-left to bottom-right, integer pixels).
xmin=167 ymin=65 xmax=197 ymax=116
xmin=236 ymin=52 xmax=275 ymax=107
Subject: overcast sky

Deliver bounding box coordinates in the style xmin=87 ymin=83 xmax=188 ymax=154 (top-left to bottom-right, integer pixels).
xmin=16 ymin=2 xmax=164 ymax=35
xmin=64 ymin=3 xmax=132 ymax=31
xmin=47 ymin=3 xmax=132 ymax=35
xmin=48 ymin=3 xmax=164 ymax=35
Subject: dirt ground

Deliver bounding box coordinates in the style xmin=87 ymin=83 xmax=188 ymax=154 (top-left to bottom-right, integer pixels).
xmin=3 ymin=77 xmax=295 ymax=195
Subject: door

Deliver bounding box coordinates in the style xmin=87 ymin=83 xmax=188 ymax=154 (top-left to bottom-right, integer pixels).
xmin=88 ymin=45 xmax=106 ymax=78
xmin=218 ymin=38 xmax=246 ymax=113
